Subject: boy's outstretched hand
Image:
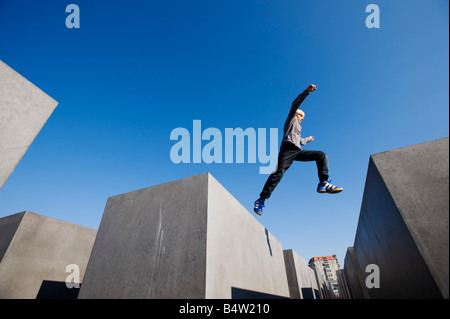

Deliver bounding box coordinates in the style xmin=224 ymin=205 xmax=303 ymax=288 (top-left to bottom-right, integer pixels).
xmin=307 ymin=84 xmax=317 ymax=92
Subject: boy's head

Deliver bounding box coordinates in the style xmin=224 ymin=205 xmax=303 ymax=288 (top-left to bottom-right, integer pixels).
xmin=296 ymin=109 xmax=305 ymax=123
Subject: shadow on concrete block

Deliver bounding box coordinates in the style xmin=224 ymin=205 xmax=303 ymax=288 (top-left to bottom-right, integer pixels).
xmin=36 ymin=281 xmax=81 ymax=299
xmin=231 ymin=287 xmax=289 ymax=299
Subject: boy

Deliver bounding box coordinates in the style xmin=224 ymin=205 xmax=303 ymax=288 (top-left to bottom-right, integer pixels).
xmin=254 ymin=84 xmax=343 ymax=216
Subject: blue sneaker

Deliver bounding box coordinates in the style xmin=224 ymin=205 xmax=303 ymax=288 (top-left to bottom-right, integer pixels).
xmin=317 ymin=180 xmax=343 ymax=194
xmin=254 ymin=198 xmax=265 ymax=216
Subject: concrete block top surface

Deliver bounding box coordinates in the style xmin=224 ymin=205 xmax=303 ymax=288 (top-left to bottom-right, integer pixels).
xmin=0 ymin=60 xmax=58 ymax=190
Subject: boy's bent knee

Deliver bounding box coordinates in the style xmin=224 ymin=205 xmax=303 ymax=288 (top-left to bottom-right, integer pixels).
xmin=318 ymin=151 xmax=327 ymax=159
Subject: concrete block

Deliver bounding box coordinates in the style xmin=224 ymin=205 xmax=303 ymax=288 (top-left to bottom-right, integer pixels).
xmin=342 ymin=247 xmax=369 ymax=299
xmin=309 ymin=261 xmax=330 ymax=299
xmin=0 ymin=212 xmax=97 ymax=299
xmin=351 ymin=138 xmax=449 ymax=299
xmin=78 ymin=173 xmax=290 ymax=299
xmin=283 ymin=249 xmax=320 ymax=299
xmin=0 ymin=60 xmax=58 ymax=190
xmin=336 ymin=269 xmax=351 ymax=299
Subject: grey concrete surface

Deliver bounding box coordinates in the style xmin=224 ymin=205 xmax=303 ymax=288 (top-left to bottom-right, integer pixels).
xmin=0 ymin=60 xmax=58 ymax=191
xmin=79 ymin=174 xmax=209 ymax=299
xmin=350 ymin=137 xmax=449 ymax=299
xmin=308 ymin=260 xmax=330 ymax=299
xmin=0 ymin=212 xmax=97 ymax=299
xmin=342 ymin=247 xmax=369 ymax=299
xmin=79 ymin=173 xmax=291 ymax=299
xmin=283 ymin=249 xmax=319 ymax=299
xmin=336 ymin=269 xmax=351 ymax=299
xmin=205 ymin=174 xmax=289 ymax=298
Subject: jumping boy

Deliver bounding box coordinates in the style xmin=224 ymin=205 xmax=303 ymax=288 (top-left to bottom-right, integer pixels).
xmin=254 ymin=84 xmax=343 ymax=216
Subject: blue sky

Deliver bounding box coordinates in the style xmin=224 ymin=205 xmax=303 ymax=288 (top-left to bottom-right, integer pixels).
xmin=0 ymin=0 xmax=448 ymax=265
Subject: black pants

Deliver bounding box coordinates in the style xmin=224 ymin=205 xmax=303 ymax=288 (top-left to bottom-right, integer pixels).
xmin=259 ymin=142 xmax=329 ymax=200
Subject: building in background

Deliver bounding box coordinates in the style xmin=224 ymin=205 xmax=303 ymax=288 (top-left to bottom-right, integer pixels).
xmin=309 ymin=255 xmax=341 ymax=298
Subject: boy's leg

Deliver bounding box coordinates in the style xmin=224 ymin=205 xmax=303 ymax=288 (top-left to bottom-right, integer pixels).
xmin=259 ymin=143 xmax=300 ymax=200
xmin=294 ymin=150 xmax=329 ymax=182
xmin=295 ymin=150 xmax=343 ymax=193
